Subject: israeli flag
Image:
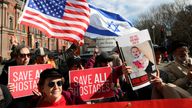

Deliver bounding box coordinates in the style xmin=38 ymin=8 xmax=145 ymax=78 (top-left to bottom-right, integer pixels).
xmin=85 ymin=5 xmax=139 ymax=38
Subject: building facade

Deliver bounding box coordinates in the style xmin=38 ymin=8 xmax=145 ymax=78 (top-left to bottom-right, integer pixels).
xmin=0 ymin=0 xmax=69 ymax=59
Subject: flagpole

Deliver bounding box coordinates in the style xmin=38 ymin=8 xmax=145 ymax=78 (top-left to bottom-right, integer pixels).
xmin=115 ymin=40 xmax=130 ymax=84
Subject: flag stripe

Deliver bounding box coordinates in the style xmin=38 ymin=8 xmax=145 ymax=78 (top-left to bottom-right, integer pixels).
xmin=89 ymin=5 xmax=131 ymax=25
xmin=65 ymin=5 xmax=90 ymax=16
xmin=62 ymin=12 xmax=89 ymax=23
xmin=21 ymin=17 xmax=84 ymax=38
xmin=21 ymin=20 xmax=82 ymax=40
xmin=87 ymin=25 xmax=118 ymax=36
xmin=24 ymin=10 xmax=88 ymax=30
xmin=64 ymin=9 xmax=89 ymax=18
xmin=66 ymin=1 xmax=90 ymax=11
xmin=19 ymin=0 xmax=90 ymax=43
xmin=86 ymin=5 xmax=137 ymax=38
xmin=62 ymin=16 xmax=89 ymax=28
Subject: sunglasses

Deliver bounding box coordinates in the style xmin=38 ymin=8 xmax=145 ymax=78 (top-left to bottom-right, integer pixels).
xmin=19 ymin=53 xmax=31 ymax=58
xmin=48 ymin=81 xmax=63 ymax=88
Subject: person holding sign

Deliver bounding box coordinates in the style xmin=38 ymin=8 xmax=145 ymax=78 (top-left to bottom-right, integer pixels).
xmin=0 ymin=45 xmax=33 ymax=107
xmin=93 ymin=52 xmax=132 ymax=102
xmin=30 ymin=68 xmax=85 ymax=107
xmin=0 ymin=45 xmax=31 ymax=85
xmin=151 ymin=45 xmax=192 ymax=99
xmin=162 ymin=41 xmax=192 ymax=95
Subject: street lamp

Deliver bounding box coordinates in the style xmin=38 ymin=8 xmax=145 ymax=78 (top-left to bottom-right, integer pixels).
xmin=151 ymin=25 xmax=155 ymax=44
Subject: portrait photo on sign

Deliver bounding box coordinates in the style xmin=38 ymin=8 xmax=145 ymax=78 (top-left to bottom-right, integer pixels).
xmin=121 ymin=41 xmax=156 ymax=78
xmin=116 ymin=29 xmax=157 ymax=90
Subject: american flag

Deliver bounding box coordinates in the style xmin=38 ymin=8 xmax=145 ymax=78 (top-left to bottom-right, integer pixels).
xmin=19 ymin=0 xmax=90 ymax=43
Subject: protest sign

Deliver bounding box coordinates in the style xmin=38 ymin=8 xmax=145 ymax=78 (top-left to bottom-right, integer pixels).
xmin=116 ymin=29 xmax=157 ymax=90
xmin=8 ymin=64 xmax=52 ymax=98
xmin=65 ymin=99 xmax=192 ymax=108
xmin=69 ymin=67 xmax=114 ymax=101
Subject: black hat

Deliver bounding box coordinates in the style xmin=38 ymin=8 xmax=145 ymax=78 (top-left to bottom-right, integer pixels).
xmin=35 ymin=47 xmax=50 ymax=56
xmin=95 ymin=52 xmax=113 ymax=63
xmin=171 ymin=41 xmax=188 ymax=52
xmin=40 ymin=68 xmax=63 ymax=80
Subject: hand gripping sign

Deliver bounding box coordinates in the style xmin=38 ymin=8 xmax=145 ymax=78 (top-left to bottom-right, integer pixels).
xmin=69 ymin=67 xmax=114 ymax=101
xmin=8 ymin=64 xmax=52 ymax=98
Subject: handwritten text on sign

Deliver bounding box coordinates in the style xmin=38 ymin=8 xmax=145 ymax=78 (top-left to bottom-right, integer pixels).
xmin=70 ymin=67 xmax=114 ymax=101
xmin=8 ymin=64 xmax=52 ymax=98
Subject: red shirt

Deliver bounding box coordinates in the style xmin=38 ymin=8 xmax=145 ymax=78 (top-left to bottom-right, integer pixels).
xmin=37 ymin=96 xmax=66 ymax=108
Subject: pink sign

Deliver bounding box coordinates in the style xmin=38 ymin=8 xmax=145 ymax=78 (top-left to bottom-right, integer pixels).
xmin=69 ymin=67 xmax=114 ymax=101
xmin=8 ymin=64 xmax=52 ymax=98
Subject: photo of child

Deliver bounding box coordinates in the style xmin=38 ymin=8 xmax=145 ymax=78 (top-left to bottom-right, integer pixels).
xmin=116 ymin=29 xmax=157 ymax=90
xmin=130 ymin=46 xmax=156 ymax=74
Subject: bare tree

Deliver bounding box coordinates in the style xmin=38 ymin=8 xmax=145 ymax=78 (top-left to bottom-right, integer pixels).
xmin=135 ymin=0 xmax=192 ymax=48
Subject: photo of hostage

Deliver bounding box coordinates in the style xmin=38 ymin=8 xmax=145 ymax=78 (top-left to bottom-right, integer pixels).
xmin=130 ymin=46 xmax=156 ymax=76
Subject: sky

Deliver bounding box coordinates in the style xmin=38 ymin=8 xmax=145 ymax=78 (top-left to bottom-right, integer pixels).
xmin=88 ymin=0 xmax=175 ymax=23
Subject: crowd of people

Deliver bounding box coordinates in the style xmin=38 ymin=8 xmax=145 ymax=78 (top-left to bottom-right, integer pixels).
xmin=0 ymin=40 xmax=192 ymax=107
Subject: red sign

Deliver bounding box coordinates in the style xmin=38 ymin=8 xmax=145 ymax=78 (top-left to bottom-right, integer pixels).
xmin=8 ymin=64 xmax=52 ymax=98
xmin=65 ymin=99 xmax=192 ymax=108
xmin=69 ymin=67 xmax=114 ymax=101
xmin=131 ymin=74 xmax=149 ymax=86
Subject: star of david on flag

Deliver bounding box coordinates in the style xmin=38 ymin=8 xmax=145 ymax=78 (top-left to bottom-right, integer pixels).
xmin=85 ymin=5 xmax=139 ymax=38
xmin=19 ymin=0 xmax=90 ymax=43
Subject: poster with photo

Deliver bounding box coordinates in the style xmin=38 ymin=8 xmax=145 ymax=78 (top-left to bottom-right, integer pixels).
xmin=116 ymin=29 xmax=157 ymax=90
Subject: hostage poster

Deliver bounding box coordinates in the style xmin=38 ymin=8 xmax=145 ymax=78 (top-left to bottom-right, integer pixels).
xmin=116 ymin=29 xmax=157 ymax=90
xmin=8 ymin=64 xmax=52 ymax=98
xmin=69 ymin=67 xmax=114 ymax=101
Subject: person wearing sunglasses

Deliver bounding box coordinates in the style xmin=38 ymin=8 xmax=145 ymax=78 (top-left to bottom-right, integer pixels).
xmin=0 ymin=45 xmax=31 ymax=85
xmin=0 ymin=45 xmax=31 ymax=107
xmin=30 ymin=68 xmax=85 ymax=107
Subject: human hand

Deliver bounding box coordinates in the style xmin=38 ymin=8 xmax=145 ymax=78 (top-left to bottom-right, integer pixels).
xmin=150 ymin=75 xmax=164 ymax=90
xmin=32 ymin=89 xmax=42 ymax=96
xmin=187 ymin=70 xmax=192 ymax=80
xmin=121 ymin=63 xmax=132 ymax=84
xmin=7 ymin=83 xmax=14 ymax=92
xmin=187 ymin=63 xmax=192 ymax=78
xmin=122 ymin=63 xmax=132 ymax=75
xmin=67 ymin=87 xmax=73 ymax=93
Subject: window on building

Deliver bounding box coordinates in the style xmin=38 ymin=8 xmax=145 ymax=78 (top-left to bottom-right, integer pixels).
xmin=17 ymin=12 xmax=20 ymax=30
xmin=4 ymin=8 xmax=7 ymax=27
xmin=9 ymin=17 xmax=13 ymax=30
xmin=22 ymin=25 xmax=26 ymax=32
xmin=22 ymin=40 xmax=25 ymax=46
